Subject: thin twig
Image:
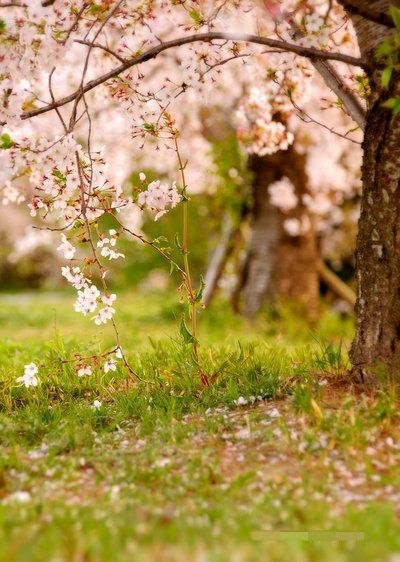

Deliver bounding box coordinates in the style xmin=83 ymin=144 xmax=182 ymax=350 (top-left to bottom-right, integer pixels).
xmin=68 ymin=0 xmax=124 ymax=131
xmin=290 ymin=97 xmax=362 ymax=144
xmin=288 ymin=19 xmax=367 ymax=130
xmin=75 ymin=39 xmax=126 ymax=63
xmin=48 ymin=67 xmax=68 ymax=133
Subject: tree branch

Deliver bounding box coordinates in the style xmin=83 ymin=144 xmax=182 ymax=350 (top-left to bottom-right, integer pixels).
xmin=0 ymin=1 xmax=26 ymax=6
xmin=317 ymin=260 xmax=356 ymax=307
xmin=339 ymin=0 xmax=395 ymax=28
xmin=288 ymin=20 xmax=366 ymax=130
xmin=19 ymin=31 xmax=367 ymax=123
xmin=75 ymin=39 xmax=126 ymax=63
xmin=309 ymin=59 xmax=366 ymax=130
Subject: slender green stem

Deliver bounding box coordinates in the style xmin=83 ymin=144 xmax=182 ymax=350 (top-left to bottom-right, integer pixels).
xmin=173 ymin=132 xmax=209 ymax=386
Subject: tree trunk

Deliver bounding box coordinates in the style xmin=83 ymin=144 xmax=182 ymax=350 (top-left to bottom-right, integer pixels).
xmin=238 ymin=146 xmax=319 ymax=319
xmin=344 ymin=0 xmax=400 ymax=380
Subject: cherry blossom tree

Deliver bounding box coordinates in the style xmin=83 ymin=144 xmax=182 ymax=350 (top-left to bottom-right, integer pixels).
xmin=197 ymin=48 xmax=361 ymax=318
xmin=230 ymin=76 xmax=361 ymax=318
xmin=1 ymin=0 xmax=399 ymax=383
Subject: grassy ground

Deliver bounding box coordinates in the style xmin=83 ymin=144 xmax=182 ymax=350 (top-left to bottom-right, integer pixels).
xmin=0 ymin=291 xmax=399 ymax=562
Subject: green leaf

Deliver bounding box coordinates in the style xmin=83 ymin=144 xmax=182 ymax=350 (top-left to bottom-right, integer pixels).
xmin=0 ymin=19 xmax=6 ymax=34
xmin=381 ymin=66 xmax=393 ymax=89
xmin=0 ymin=133 xmax=14 ymax=149
xmin=188 ymin=9 xmax=205 ymax=27
xmin=382 ymin=96 xmax=400 ymax=114
xmin=72 ymin=220 xmax=84 ymax=230
xmin=194 ymin=276 xmax=206 ymax=303
xmin=88 ymin=3 xmax=102 ymax=14
xmin=152 ymin=235 xmax=168 ymax=245
xmin=52 ymin=169 xmax=66 ymax=182
xmin=174 ymin=233 xmax=183 ymax=252
xmin=390 ymin=6 xmax=400 ymax=31
xmin=179 ymin=317 xmax=197 ymax=345
xmin=143 ymin=122 xmax=155 ymax=132
xmin=376 ymin=40 xmax=395 ymax=59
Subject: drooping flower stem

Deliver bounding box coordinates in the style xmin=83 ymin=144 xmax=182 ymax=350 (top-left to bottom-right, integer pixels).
xmin=75 ymin=152 xmax=140 ymax=381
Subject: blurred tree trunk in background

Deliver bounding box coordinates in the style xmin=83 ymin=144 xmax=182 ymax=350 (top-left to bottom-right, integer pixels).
xmin=233 ymin=146 xmax=319 ymax=320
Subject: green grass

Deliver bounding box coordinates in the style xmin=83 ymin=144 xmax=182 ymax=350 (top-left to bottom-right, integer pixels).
xmin=0 ymin=290 xmax=399 ymax=562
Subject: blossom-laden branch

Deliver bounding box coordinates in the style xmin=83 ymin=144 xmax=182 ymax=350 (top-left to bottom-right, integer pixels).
xmin=287 ymin=19 xmax=366 ymax=130
xmin=306 ymin=57 xmax=365 ymax=130
xmin=36 ymin=0 xmax=395 ymax=30
xmin=18 ymin=31 xmax=367 ymax=124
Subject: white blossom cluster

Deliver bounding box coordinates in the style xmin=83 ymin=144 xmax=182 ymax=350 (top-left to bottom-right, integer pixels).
xmin=235 ymin=57 xmax=313 ymax=157
xmin=268 ymin=177 xmax=298 ymax=213
xmin=77 ymin=346 xmax=122 ymax=379
xmin=97 ymin=229 xmax=125 ymax=261
xmin=61 ymin=260 xmax=117 ymax=326
xmin=138 ymin=179 xmax=181 ymax=221
xmin=72 ymin=286 xmax=117 ymax=326
xmin=16 ymin=363 xmax=39 ymax=388
xmin=1 ymin=181 xmax=25 ymax=206
xmin=296 ymin=13 xmax=330 ymax=49
xmin=236 ymin=114 xmax=294 ymax=156
xmin=284 ymin=216 xmax=312 ymax=237
xmin=57 ymin=234 xmax=76 ymax=261
xmin=61 ymin=266 xmax=89 ymax=290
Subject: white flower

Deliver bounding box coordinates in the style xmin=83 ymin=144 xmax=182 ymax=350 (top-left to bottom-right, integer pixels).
xmin=2 ymin=181 xmax=25 ymax=205
xmin=268 ymin=177 xmax=298 ymax=212
xmin=61 ymin=266 xmax=88 ymax=290
xmin=16 ymin=363 xmax=39 ymax=387
xmin=93 ymin=305 xmax=115 ymax=325
xmin=101 ymin=294 xmax=116 ymax=306
xmin=138 ymin=180 xmax=181 ymax=221
xmin=74 ymin=285 xmax=100 ymax=315
xmin=109 ymin=485 xmax=120 ymax=499
xmin=57 ymin=233 xmax=76 ymax=260
xmin=77 ymin=365 xmax=92 ymax=377
xmin=97 ymin=231 xmax=123 ymax=259
xmin=100 ymin=246 xmax=125 ymax=260
xmin=284 ymin=216 xmax=311 ymax=237
xmin=4 ymin=491 xmax=31 ymax=504
xmin=115 ymin=347 xmax=123 ymax=359
xmin=139 ymin=172 xmax=146 ymax=182
xmin=103 ymin=358 xmax=117 ymax=373
xmin=154 ymin=458 xmax=171 ymax=468
xmin=284 ymin=218 xmax=301 ymax=237
xmin=91 ymin=400 xmax=102 ymax=410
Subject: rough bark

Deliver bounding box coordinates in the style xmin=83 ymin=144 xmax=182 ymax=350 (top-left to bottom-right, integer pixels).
xmin=238 ymin=147 xmax=319 ymax=319
xmin=343 ymin=1 xmax=400 ymax=379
